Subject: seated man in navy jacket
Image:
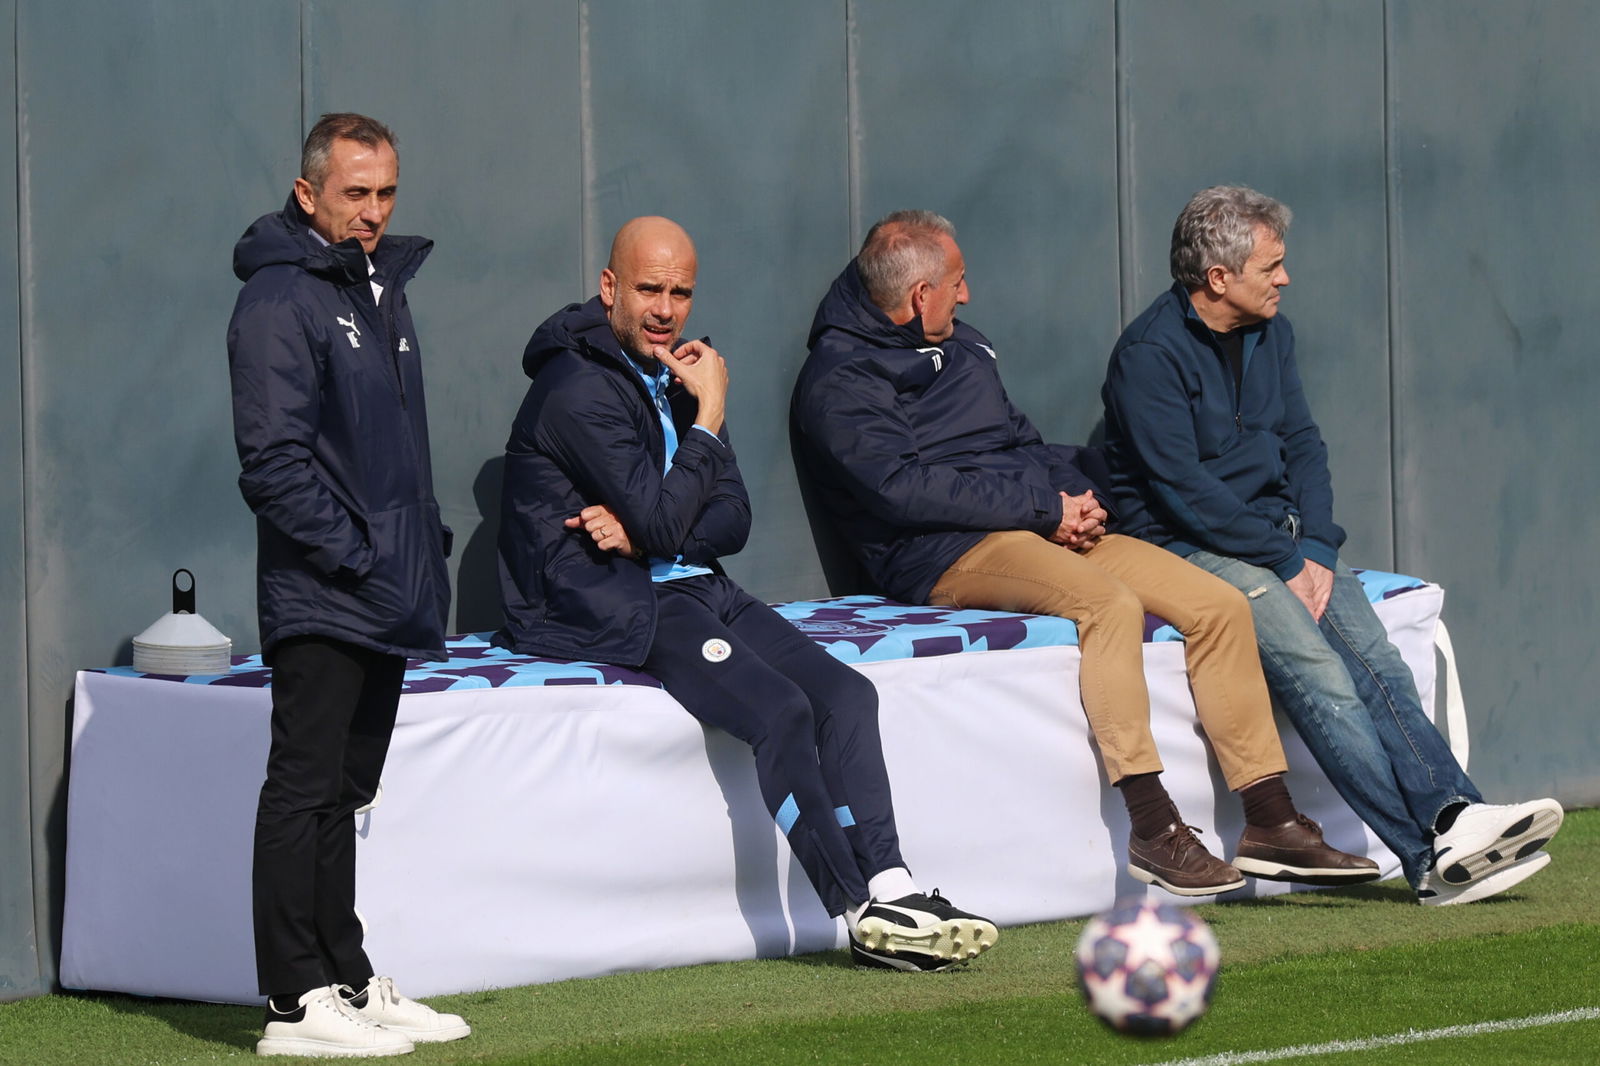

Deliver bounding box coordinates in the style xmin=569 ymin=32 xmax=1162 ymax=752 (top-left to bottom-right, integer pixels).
xmin=1101 ymin=185 xmax=1562 ymax=904
xmin=793 ymin=210 xmax=1375 ymax=897
xmin=496 ymin=216 xmax=995 ymax=971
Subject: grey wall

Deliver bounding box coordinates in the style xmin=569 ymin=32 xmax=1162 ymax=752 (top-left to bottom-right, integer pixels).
xmin=0 ymin=0 xmax=31 ymax=1001
xmin=3 ymin=0 xmax=1595 ymax=999
xmin=1387 ymin=0 xmax=1600 ymax=801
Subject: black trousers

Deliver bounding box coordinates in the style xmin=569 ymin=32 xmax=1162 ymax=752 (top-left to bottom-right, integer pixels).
xmin=643 ymin=575 xmax=906 ymax=916
xmin=253 ymin=636 xmax=404 ymax=997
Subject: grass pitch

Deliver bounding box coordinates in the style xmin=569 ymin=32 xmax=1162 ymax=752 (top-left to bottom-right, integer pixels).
xmin=2 ymin=809 xmax=1595 ymax=1065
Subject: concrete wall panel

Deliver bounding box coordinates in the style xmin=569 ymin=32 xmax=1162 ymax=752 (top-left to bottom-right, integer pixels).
xmin=0 ymin=0 xmax=36 ymax=1002
xmin=1388 ymin=0 xmax=1600 ymax=802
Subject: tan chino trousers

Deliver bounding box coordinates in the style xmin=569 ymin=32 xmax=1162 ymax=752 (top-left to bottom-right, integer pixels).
xmin=927 ymin=532 xmax=1288 ymax=790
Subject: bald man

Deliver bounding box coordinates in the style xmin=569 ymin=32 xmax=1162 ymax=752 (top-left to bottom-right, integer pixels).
xmin=495 ymin=217 xmax=996 ymax=971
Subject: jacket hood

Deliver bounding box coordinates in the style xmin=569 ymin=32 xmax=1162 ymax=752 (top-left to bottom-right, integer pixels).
xmin=522 ymin=295 xmax=623 ymax=379
xmin=233 ymin=193 xmax=431 ymax=288
xmin=806 ymin=259 xmax=939 ymax=350
xmin=522 ymin=295 xmax=705 ymax=381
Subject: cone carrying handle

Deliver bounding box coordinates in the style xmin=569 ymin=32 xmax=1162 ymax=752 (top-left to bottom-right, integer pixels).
xmin=172 ymin=568 xmax=196 ymax=615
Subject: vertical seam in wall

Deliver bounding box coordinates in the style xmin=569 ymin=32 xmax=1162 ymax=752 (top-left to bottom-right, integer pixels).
xmin=299 ymin=0 xmax=308 ymax=134
xmin=579 ymin=0 xmax=595 ymax=294
xmin=1382 ymin=0 xmax=1400 ymax=570
xmin=12 ymin=0 xmax=40 ymax=989
xmin=844 ymin=0 xmax=860 ymax=251
xmin=1113 ymin=0 xmax=1132 ymax=324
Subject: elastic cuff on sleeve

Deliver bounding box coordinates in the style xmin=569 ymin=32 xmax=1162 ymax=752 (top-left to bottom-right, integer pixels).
xmin=690 ymin=425 xmax=725 ymax=446
xmin=1269 ymin=552 xmax=1307 ymax=582
xmin=1031 ymin=485 xmax=1062 ymax=536
xmin=1300 ymin=538 xmax=1339 ymax=571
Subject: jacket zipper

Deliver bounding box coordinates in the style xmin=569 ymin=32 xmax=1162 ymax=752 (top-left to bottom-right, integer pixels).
xmin=386 ymin=294 xmax=407 ymax=409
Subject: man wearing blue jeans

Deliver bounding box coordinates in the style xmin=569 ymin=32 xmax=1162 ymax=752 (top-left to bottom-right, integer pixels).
xmin=1100 ymin=185 xmax=1563 ymax=905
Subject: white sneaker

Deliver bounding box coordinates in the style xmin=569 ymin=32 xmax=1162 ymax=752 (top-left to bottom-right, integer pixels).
xmin=257 ymin=985 xmax=414 ymax=1058
xmin=348 ymin=975 xmax=471 ymax=1043
xmin=1418 ymin=850 xmax=1551 ymax=906
xmin=1430 ymin=799 xmax=1564 ymax=887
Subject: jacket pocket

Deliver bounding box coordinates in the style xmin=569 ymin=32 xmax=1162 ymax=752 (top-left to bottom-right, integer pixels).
xmin=341 ymin=502 xmax=448 ymax=647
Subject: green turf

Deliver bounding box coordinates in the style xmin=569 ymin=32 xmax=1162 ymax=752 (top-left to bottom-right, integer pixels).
xmin=2 ymin=809 xmax=1594 ymax=1066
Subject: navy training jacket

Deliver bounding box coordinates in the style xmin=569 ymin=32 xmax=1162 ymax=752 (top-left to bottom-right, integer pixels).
xmin=1100 ymin=282 xmax=1344 ymax=581
xmin=792 ymin=261 xmax=1107 ymax=605
xmin=494 ymin=297 xmax=750 ymax=666
xmin=228 ymin=195 xmax=451 ymax=662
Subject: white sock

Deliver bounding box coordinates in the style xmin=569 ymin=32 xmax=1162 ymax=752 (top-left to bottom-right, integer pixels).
xmin=846 ymin=900 xmax=869 ymax=929
xmin=867 ymin=867 xmax=918 ymax=903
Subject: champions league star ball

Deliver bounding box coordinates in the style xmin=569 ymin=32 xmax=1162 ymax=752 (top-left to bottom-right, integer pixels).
xmin=1075 ymin=899 xmax=1220 ymax=1036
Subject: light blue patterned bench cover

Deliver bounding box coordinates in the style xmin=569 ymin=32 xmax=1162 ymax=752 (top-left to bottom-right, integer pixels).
xmin=95 ymin=569 xmax=1426 ymax=693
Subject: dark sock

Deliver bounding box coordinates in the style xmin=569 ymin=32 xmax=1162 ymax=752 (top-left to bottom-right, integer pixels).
xmin=340 ymin=977 xmax=374 ymax=1008
xmin=264 ymin=992 xmax=309 ymax=1025
xmin=1239 ymin=774 xmax=1297 ymax=828
xmin=1119 ymin=772 xmax=1176 ymax=838
xmin=1434 ymin=802 xmax=1468 ymax=835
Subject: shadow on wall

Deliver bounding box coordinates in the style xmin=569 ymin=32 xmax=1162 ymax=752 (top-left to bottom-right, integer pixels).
xmin=454 ymin=457 xmax=505 ymax=636
xmin=787 ymin=414 xmax=880 ymax=599
xmin=43 ymin=698 xmax=72 ymax=992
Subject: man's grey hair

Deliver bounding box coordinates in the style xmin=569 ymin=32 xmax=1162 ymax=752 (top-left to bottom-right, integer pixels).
xmin=857 ymin=210 xmax=957 ymax=311
xmin=301 ymin=112 xmax=398 ymax=190
xmin=1170 ymin=185 xmax=1292 ymax=288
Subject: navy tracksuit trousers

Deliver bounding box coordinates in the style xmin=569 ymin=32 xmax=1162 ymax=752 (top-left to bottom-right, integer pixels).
xmin=643 ymin=574 xmax=906 ymax=916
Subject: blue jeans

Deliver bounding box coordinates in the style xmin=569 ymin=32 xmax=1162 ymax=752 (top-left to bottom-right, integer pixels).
xmin=1185 ymin=553 xmax=1481 ymax=886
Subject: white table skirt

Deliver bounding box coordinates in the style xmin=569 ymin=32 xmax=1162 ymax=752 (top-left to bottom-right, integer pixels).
xmin=60 ymin=585 xmax=1445 ymax=1004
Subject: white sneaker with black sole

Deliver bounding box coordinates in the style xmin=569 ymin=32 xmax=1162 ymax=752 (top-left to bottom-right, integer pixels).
xmin=1418 ymin=849 xmax=1551 ymax=906
xmin=346 ymin=976 xmax=472 ymax=1043
xmin=851 ymin=889 xmax=999 ymax=972
xmin=256 ymin=985 xmax=414 ymax=1058
xmin=1430 ymin=799 xmax=1563 ymax=888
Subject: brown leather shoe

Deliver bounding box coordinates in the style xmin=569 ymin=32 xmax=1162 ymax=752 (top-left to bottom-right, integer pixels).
xmin=1128 ymin=820 xmax=1246 ymax=896
xmin=1234 ymin=814 xmax=1382 ymax=886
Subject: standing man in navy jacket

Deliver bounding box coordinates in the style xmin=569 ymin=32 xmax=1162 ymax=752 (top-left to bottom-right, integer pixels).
xmin=793 ymin=210 xmax=1376 ymax=899
xmin=1101 ymin=184 xmax=1563 ymax=905
xmin=229 ymin=113 xmax=468 ymax=1056
xmin=496 ymin=216 xmax=996 ymax=972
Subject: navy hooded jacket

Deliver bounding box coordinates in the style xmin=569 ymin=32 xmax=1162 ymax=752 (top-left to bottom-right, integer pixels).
xmin=792 ymin=261 xmax=1107 ymax=605
xmin=228 ymin=195 xmax=451 ymax=662
xmin=494 ymin=297 xmax=750 ymax=666
xmin=1100 ymin=282 xmax=1344 ymax=581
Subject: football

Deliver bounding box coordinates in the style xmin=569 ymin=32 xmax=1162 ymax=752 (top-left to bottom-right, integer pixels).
xmin=1074 ymin=899 xmax=1220 ymax=1036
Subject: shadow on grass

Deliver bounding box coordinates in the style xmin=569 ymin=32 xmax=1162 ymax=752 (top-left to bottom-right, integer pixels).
xmin=782 ymin=948 xmax=856 ymax=971
xmin=69 ymin=989 xmax=261 ymax=1052
xmin=1215 ymin=880 xmax=1541 ymax=909
xmin=1218 ymin=881 xmax=1421 ymax=908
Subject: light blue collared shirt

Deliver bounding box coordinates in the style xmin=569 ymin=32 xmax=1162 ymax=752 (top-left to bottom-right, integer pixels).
xmin=625 ymin=351 xmax=720 ymax=583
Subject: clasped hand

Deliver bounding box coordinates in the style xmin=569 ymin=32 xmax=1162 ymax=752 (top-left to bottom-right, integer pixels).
xmin=1050 ymin=489 xmax=1106 ymax=552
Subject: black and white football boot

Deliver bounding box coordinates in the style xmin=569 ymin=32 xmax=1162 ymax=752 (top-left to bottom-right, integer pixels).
xmin=850 ymin=889 xmax=998 ymax=972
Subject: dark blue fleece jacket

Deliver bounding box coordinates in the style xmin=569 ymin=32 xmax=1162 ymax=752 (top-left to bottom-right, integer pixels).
xmin=1100 ymin=282 xmax=1344 ymax=581
xmin=494 ymin=297 xmax=749 ymax=666
xmin=792 ymin=261 xmax=1105 ymax=605
xmin=228 ymin=195 xmax=450 ymax=661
